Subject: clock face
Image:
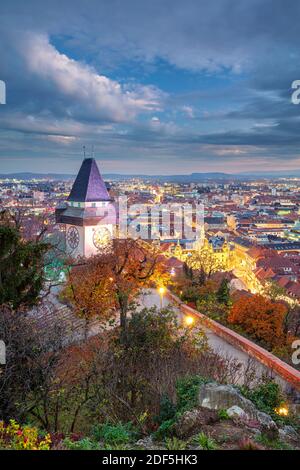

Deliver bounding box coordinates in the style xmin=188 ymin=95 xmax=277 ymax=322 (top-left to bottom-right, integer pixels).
xmin=93 ymin=227 xmax=112 ymax=252
xmin=67 ymin=226 xmax=80 ymax=250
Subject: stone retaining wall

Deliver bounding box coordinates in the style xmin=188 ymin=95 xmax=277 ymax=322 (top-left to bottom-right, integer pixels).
xmin=166 ymin=291 xmax=300 ymax=390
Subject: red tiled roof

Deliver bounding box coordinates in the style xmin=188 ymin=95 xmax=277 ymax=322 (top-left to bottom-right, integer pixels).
xmin=276 ymin=276 xmax=293 ymax=288
xmin=286 ymin=282 xmax=300 ymax=297
xmin=254 ymin=267 xmax=276 ymax=281
xmin=257 ymin=255 xmax=298 ymax=273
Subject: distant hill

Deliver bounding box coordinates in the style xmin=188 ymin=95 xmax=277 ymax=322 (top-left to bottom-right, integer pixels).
xmin=0 ymin=172 xmax=75 ymax=181
xmin=0 ymin=170 xmax=299 ymax=182
xmin=0 ymin=171 xmax=241 ymax=182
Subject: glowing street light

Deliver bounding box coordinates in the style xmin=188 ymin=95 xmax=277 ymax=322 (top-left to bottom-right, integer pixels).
xmin=275 ymin=405 xmax=289 ymax=417
xmin=158 ymin=286 xmax=166 ymax=309
xmin=184 ymin=315 xmax=195 ymax=326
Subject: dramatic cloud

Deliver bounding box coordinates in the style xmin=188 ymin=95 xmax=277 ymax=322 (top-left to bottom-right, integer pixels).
xmin=0 ymin=0 xmax=300 ymax=173
xmin=21 ymin=33 xmax=163 ymax=122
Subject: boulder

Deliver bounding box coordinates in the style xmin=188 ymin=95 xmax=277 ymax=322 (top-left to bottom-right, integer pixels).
xmin=256 ymin=411 xmax=278 ymax=440
xmin=136 ymin=436 xmax=164 ymax=450
xmin=227 ymin=405 xmax=248 ymax=419
xmin=279 ymin=425 xmax=300 ymax=446
xmin=198 ymin=382 xmax=279 ymax=438
xmin=175 ymin=407 xmax=219 ymax=438
xmin=198 ymin=383 xmax=258 ymax=418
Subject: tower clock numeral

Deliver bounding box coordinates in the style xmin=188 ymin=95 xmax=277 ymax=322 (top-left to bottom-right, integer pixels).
xmin=67 ymin=226 xmax=80 ymax=250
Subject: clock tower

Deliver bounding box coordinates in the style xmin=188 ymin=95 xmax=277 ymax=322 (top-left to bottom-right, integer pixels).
xmin=56 ymin=158 xmax=115 ymax=257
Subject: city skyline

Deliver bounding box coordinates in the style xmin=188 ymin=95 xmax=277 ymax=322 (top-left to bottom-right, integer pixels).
xmin=1 ymin=1 xmax=300 ymax=174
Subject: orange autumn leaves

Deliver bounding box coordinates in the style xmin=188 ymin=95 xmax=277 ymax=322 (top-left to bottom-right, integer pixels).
xmin=66 ymin=256 xmax=114 ymax=322
xmin=64 ymin=239 xmax=170 ymax=326
xmin=228 ymin=295 xmax=287 ymax=349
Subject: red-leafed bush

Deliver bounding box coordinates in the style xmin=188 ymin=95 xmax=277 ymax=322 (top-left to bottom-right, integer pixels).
xmin=228 ymin=295 xmax=287 ymax=350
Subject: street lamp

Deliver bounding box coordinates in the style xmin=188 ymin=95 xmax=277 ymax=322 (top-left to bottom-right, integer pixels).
xmin=158 ymin=286 xmax=166 ymax=309
xmin=184 ymin=315 xmax=195 ymax=326
xmin=275 ymin=405 xmax=289 ymax=417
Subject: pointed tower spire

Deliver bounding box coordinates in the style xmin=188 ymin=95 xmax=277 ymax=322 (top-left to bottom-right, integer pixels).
xmin=68 ymin=158 xmax=110 ymax=202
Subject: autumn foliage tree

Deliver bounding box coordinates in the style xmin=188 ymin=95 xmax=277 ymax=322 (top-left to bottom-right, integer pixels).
xmin=64 ymin=239 xmax=170 ymax=339
xmin=228 ymin=295 xmax=287 ymax=350
xmin=186 ymin=243 xmax=224 ymax=286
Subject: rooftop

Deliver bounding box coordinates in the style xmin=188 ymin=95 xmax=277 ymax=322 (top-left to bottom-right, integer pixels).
xmin=68 ymin=158 xmax=110 ymax=203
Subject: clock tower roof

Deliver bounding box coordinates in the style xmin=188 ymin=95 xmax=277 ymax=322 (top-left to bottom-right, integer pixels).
xmin=68 ymin=158 xmax=110 ymax=203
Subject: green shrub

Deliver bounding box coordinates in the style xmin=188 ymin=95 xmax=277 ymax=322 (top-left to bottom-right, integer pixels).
xmin=152 ymin=418 xmax=176 ymax=440
xmin=218 ymin=409 xmax=230 ymax=420
xmin=155 ymin=394 xmax=176 ymax=425
xmin=196 ymin=432 xmax=218 ymax=450
xmin=255 ymin=433 xmax=292 ymax=450
xmin=176 ymin=375 xmax=209 ymax=414
xmin=181 ymin=286 xmax=200 ymax=303
xmin=165 ymin=437 xmax=187 ymax=450
xmin=239 ymin=380 xmax=284 ymax=421
xmin=217 ymin=279 xmax=230 ymax=306
xmin=93 ymin=422 xmax=137 ymax=445
xmin=103 ymin=443 xmax=130 ymax=450
xmin=63 ymin=437 xmax=100 ymax=450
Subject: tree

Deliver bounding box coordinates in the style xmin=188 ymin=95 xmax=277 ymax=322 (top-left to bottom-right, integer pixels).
xmin=78 ymin=306 xmax=232 ymax=426
xmin=284 ymin=305 xmax=300 ymax=337
xmin=0 ymin=303 xmax=97 ymax=433
xmin=25 ymin=306 xmax=243 ymax=433
xmin=217 ymin=279 xmax=230 ymax=305
xmin=186 ymin=244 xmax=224 ymax=286
xmin=27 ymin=340 xmax=96 ymax=433
xmin=88 ymin=307 xmax=244 ymax=424
xmin=183 ymin=262 xmax=193 ymax=280
xmin=0 ymin=208 xmax=51 ymax=242
xmin=64 ymin=239 xmax=170 ymax=340
xmin=63 ymin=253 xmax=115 ymax=336
xmin=228 ymin=295 xmax=287 ymax=350
xmin=0 ymin=305 xmax=64 ymax=423
xmin=0 ymin=225 xmax=49 ymax=308
xmin=263 ymin=281 xmax=286 ymax=302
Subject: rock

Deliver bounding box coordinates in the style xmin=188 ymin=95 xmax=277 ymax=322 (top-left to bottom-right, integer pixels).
xmin=227 ymin=406 xmax=261 ymax=434
xmin=256 ymin=411 xmax=278 ymax=440
xmin=175 ymin=407 xmax=219 ymax=438
xmin=136 ymin=436 xmax=159 ymax=450
xmin=227 ymin=405 xmax=248 ymax=419
xmin=290 ymin=404 xmax=300 ymax=416
xmin=198 ymin=383 xmax=258 ymax=418
xmin=279 ymin=425 xmax=300 ymax=445
xmin=198 ymin=382 xmax=279 ymax=439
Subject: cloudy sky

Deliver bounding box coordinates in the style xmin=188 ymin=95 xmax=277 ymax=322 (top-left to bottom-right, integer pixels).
xmin=0 ymin=0 xmax=300 ymax=174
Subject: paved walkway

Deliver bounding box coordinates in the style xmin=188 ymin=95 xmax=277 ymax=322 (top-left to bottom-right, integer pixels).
xmin=139 ymin=289 xmax=292 ymax=392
